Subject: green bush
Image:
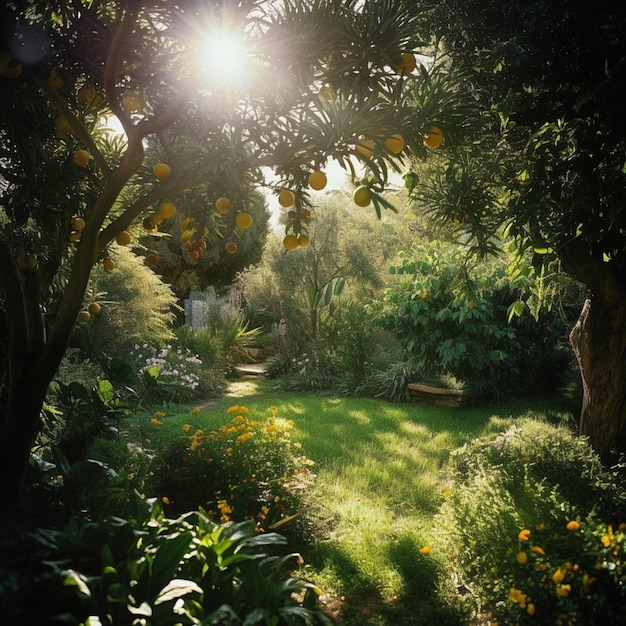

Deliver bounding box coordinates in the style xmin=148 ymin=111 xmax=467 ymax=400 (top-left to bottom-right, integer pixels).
xmin=150 ymin=405 xmax=318 ymax=542
xmin=435 ymin=418 xmax=626 ymax=625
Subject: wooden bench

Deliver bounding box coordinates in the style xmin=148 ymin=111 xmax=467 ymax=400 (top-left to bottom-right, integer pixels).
xmin=407 ymin=383 xmax=471 ymax=408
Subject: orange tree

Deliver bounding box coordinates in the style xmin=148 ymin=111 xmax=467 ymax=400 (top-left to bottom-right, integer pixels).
xmin=410 ymin=0 xmax=626 ymax=462
xmin=0 ymin=0 xmax=464 ymax=515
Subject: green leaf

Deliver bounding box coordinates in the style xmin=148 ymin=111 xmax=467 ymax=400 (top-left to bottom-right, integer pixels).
xmin=149 ymin=531 xmax=193 ymax=599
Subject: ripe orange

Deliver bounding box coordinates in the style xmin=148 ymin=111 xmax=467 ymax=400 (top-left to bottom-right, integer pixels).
xmin=153 ymin=163 xmax=171 ymax=181
xmin=77 ymin=86 xmax=101 ymax=108
xmin=278 ymin=189 xmax=296 ymax=208
xmin=115 ymin=230 xmax=132 ymax=246
xmin=215 ymin=197 xmax=232 ymax=214
xmin=145 ymin=252 xmax=159 ymax=266
xmin=353 ymin=185 xmax=372 ymax=207
xmin=103 ymin=257 xmax=116 ymax=272
xmin=355 ymin=138 xmax=375 ymax=158
xmin=423 ymin=126 xmax=444 ymax=148
xmin=188 ymin=250 xmax=201 ymax=261
xmin=69 ymin=231 xmax=82 ymax=243
xmin=158 ymin=202 xmax=176 ymax=218
xmin=71 ymin=217 xmax=86 ymax=230
xmin=391 ymin=52 xmax=416 ymax=75
xmin=73 ymin=149 xmax=91 ymax=167
xmin=385 ymin=134 xmax=405 ymax=154
xmin=121 ymin=90 xmax=142 ymax=113
xmin=0 ymin=53 xmax=23 ymax=78
xmin=297 ymin=234 xmax=310 ymax=247
xmin=235 ymin=212 xmax=253 ymax=229
xmin=78 ymin=311 xmax=91 ymax=323
xmin=149 ymin=213 xmax=164 ymax=226
xmin=88 ymin=302 xmax=101 ymax=315
xmin=283 ymin=234 xmax=299 ymax=250
xmin=308 ymin=170 xmax=327 ymax=190
xmin=225 ymin=242 xmax=238 ymax=254
xmin=56 ymin=116 xmax=72 ymax=136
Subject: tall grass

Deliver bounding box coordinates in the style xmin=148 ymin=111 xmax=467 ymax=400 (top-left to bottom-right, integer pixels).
xmin=135 ymin=379 xmax=572 ymax=625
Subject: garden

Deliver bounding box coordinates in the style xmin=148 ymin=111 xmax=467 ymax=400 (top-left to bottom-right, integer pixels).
xmin=2 ymin=1 xmax=626 ymax=625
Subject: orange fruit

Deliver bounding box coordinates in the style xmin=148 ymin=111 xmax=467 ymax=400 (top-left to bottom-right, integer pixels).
xmin=355 ymin=138 xmax=375 ymax=158
xmin=385 ymin=134 xmax=405 ymax=154
xmin=115 ymin=230 xmax=132 ymax=246
xmin=88 ymin=302 xmax=101 ymax=315
xmin=69 ymin=231 xmax=82 ymax=243
xmin=145 ymin=252 xmax=159 ymax=266
xmin=391 ymin=52 xmax=416 ymax=75
xmin=121 ymin=90 xmax=142 ymax=113
xmin=235 ymin=212 xmax=253 ymax=229
xmin=0 ymin=53 xmax=23 ymax=78
xmin=353 ymin=185 xmax=371 ymax=207
xmin=297 ymin=234 xmax=310 ymax=247
xmin=158 ymin=202 xmax=176 ymax=219
xmin=149 ymin=213 xmax=164 ymax=226
xmin=73 ymin=149 xmax=91 ymax=167
xmin=423 ymin=126 xmax=444 ymax=148
xmin=278 ymin=189 xmax=296 ymax=208
xmin=188 ymin=250 xmax=201 ymax=261
xmin=215 ymin=197 xmax=232 ymax=214
xmin=103 ymin=257 xmax=116 ymax=271
xmin=78 ymin=311 xmax=91 ymax=323
xmin=308 ymin=170 xmax=327 ymax=190
xmin=302 ymin=208 xmax=312 ymax=219
xmin=181 ymin=229 xmax=193 ymax=242
xmin=77 ymin=86 xmax=102 ymax=108
xmin=71 ymin=217 xmax=86 ymax=230
xmin=16 ymin=254 xmax=37 ymax=270
xmin=55 ymin=116 xmax=72 ymax=136
xmin=225 ymin=242 xmax=238 ymax=254
xmin=283 ymin=234 xmax=299 ymax=250
xmin=153 ymin=163 xmax=171 ymax=181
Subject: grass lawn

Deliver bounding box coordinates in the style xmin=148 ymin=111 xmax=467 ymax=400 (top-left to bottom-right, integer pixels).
xmin=137 ymin=377 xmax=573 ymax=626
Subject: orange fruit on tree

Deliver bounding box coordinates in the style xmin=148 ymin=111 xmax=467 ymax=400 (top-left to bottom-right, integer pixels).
xmin=385 ymin=134 xmax=405 ymax=154
xmin=181 ymin=229 xmax=193 ymax=242
xmin=121 ymin=90 xmax=142 ymax=113
xmin=353 ymin=185 xmax=371 ymax=207
xmin=115 ymin=230 xmax=132 ymax=246
xmin=73 ymin=149 xmax=91 ymax=167
xmin=88 ymin=302 xmax=101 ymax=315
xmin=302 ymin=208 xmax=312 ymax=219
xmin=0 ymin=53 xmax=23 ymax=78
xmin=77 ymin=86 xmax=102 ymax=109
xmin=188 ymin=250 xmax=201 ymax=261
xmin=56 ymin=116 xmax=72 ymax=136
xmin=69 ymin=230 xmax=81 ymax=243
xmin=103 ymin=257 xmax=116 ymax=271
xmin=297 ymin=234 xmax=310 ymax=247
xmin=71 ymin=217 xmax=86 ymax=231
xmin=16 ymin=254 xmax=37 ymax=271
xmin=235 ymin=212 xmax=253 ymax=229
xmin=149 ymin=213 xmax=164 ymax=226
xmin=153 ymin=163 xmax=171 ymax=181
xmin=78 ymin=311 xmax=91 ymax=323
xmin=423 ymin=126 xmax=444 ymax=148
xmin=225 ymin=242 xmax=238 ymax=254
xmin=283 ymin=234 xmax=299 ymax=250
xmin=278 ymin=189 xmax=296 ymax=208
xmin=158 ymin=202 xmax=176 ymax=218
xmin=308 ymin=170 xmax=327 ymax=190
xmin=145 ymin=252 xmax=159 ymax=266
xmin=391 ymin=52 xmax=416 ymax=75
xmin=355 ymin=138 xmax=375 ymax=158
xmin=215 ymin=196 xmax=232 ymax=214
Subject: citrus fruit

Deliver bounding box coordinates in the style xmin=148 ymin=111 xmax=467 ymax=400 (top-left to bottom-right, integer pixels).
xmin=385 ymin=134 xmax=405 ymax=154
xmin=225 ymin=242 xmax=238 ymax=254
xmin=115 ymin=230 xmax=132 ymax=246
xmin=308 ymin=170 xmax=327 ymax=190
xmin=153 ymin=163 xmax=171 ymax=181
xmin=181 ymin=229 xmax=193 ymax=242
xmin=73 ymin=149 xmax=91 ymax=167
xmin=121 ymin=90 xmax=142 ymax=113
xmin=283 ymin=234 xmax=299 ymax=250
xmin=157 ymin=202 xmax=176 ymax=219
xmin=56 ymin=116 xmax=72 ymax=136
xmin=391 ymin=52 xmax=416 ymax=75
xmin=0 ymin=53 xmax=23 ymax=78
xmin=278 ymin=189 xmax=296 ymax=208
xmin=149 ymin=213 xmax=164 ymax=226
xmin=423 ymin=126 xmax=444 ymax=148
xmin=78 ymin=311 xmax=91 ymax=323
xmin=71 ymin=217 xmax=86 ymax=230
xmin=188 ymin=250 xmax=201 ymax=261
xmin=297 ymin=234 xmax=310 ymax=247
xmin=215 ymin=197 xmax=232 ymax=214
xmin=88 ymin=302 xmax=101 ymax=315
xmin=77 ymin=86 xmax=98 ymax=107
xmin=355 ymin=138 xmax=375 ymax=158
xmin=302 ymin=208 xmax=312 ymax=219
xmin=103 ymin=257 xmax=116 ymax=271
xmin=235 ymin=212 xmax=253 ymax=229
xmin=16 ymin=254 xmax=37 ymax=271
xmin=145 ymin=252 xmax=159 ymax=266
xmin=353 ymin=185 xmax=372 ymax=207
xmin=69 ymin=231 xmax=81 ymax=243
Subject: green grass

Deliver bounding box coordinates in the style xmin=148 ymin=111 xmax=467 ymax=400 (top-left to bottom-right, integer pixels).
xmin=134 ymin=377 xmax=573 ymax=625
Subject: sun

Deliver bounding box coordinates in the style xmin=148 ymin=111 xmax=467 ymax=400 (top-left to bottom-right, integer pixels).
xmin=194 ymin=29 xmax=250 ymax=87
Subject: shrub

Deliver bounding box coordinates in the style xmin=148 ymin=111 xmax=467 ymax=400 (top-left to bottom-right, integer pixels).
xmin=150 ymin=405 xmax=318 ymax=542
xmin=435 ymin=417 xmax=626 ymax=625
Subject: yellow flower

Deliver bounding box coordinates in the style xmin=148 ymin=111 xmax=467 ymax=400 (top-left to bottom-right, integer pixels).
xmin=182 ymin=423 xmax=191 ymax=432
xmin=154 ymin=410 xmax=166 ymax=417
xmin=531 ymin=545 xmax=545 ymax=555
xmin=420 ymin=545 xmax=433 ymax=554
xmin=516 ymin=551 xmax=528 ymax=565
xmin=518 ymin=529 xmax=531 ymax=541
xmin=552 ymin=568 xmax=565 ymax=584
xmin=226 ymin=405 xmax=240 ymax=413
xmin=601 ymin=535 xmax=611 ymax=547
xmin=150 ymin=418 xmax=163 ymax=426
xmin=526 ymin=603 xmax=535 ymax=616
xmin=226 ymin=447 xmax=233 ymax=456
xmin=566 ymin=520 xmax=580 ymax=531
xmin=555 ymin=584 xmax=571 ymax=597
xmin=189 ymin=407 xmax=201 ymax=414
xmin=268 ymin=406 xmax=278 ymax=414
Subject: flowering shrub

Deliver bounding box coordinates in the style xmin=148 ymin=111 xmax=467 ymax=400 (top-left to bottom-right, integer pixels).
xmin=131 ymin=342 xmax=203 ymax=402
xmin=151 ymin=405 xmax=317 ymax=540
xmin=434 ymin=417 xmax=626 ymax=625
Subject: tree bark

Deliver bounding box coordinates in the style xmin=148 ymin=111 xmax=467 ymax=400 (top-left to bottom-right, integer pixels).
xmin=570 ymin=290 xmax=626 ymax=465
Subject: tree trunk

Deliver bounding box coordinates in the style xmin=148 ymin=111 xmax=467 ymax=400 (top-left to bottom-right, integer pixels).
xmin=570 ymin=291 xmax=626 ymax=465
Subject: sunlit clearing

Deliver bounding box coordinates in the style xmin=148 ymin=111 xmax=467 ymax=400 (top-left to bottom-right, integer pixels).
xmin=194 ymin=30 xmax=250 ymax=87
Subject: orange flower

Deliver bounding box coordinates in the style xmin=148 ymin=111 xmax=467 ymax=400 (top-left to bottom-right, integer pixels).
xmin=189 ymin=407 xmax=201 ymax=414
xmin=531 ymin=545 xmax=545 ymax=555
xmin=420 ymin=545 xmax=433 ymax=555
xmin=161 ymin=496 xmax=170 ymax=505
xmin=518 ymin=529 xmax=531 ymax=541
